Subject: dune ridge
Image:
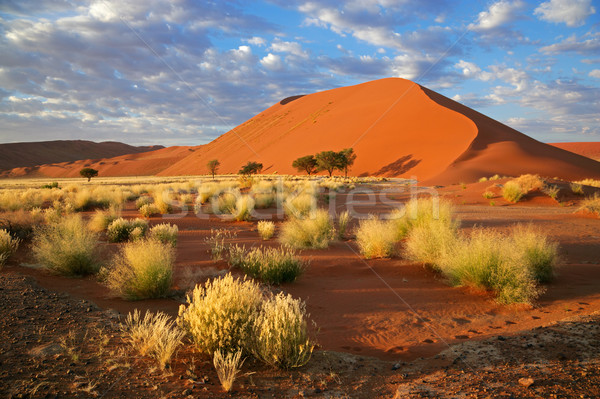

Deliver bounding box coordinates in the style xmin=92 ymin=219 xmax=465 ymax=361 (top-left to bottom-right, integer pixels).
xmin=550 ymin=142 xmax=600 ymax=161
xmin=3 ymin=78 xmax=600 ymax=183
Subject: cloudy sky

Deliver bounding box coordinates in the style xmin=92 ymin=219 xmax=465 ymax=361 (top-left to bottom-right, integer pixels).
xmin=0 ymin=0 xmax=598 ymax=146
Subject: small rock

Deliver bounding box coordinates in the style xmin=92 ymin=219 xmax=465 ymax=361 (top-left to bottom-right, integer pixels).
xmin=518 ymin=378 xmax=534 ymax=388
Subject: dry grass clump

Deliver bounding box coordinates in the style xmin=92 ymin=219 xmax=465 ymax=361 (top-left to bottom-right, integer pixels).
xmin=0 ymin=210 xmax=40 ymax=239
xmin=149 ymin=223 xmax=178 ymax=247
xmin=105 ymin=239 xmax=174 ymax=300
xmin=89 ymin=206 xmax=121 ymax=232
xmin=389 ymin=198 xmax=456 ymax=240
xmin=32 ymin=215 xmax=100 ymax=276
xmin=121 ymin=310 xmax=184 ymax=370
xmin=135 ymin=195 xmax=153 ymax=209
xmin=257 ymin=221 xmax=275 ymax=240
xmin=570 ymin=182 xmax=584 ymax=195
xmin=404 ymin=219 xmax=459 ymax=267
xmin=252 ymin=293 xmax=314 ymax=369
xmin=139 ymin=203 xmax=160 ymax=218
xmin=0 ymin=189 xmax=44 ymax=212
xmin=178 ymin=273 xmax=263 ymax=354
xmin=514 ymin=174 xmax=545 ymax=192
xmin=213 ymin=349 xmax=245 ymax=392
xmin=502 ymin=181 xmax=524 ymax=203
xmin=542 ymin=184 xmax=560 ymax=200
xmin=283 ymin=193 xmax=317 ymax=218
xmin=228 ymin=245 xmax=306 ymax=284
xmin=106 ymin=218 xmax=148 ymax=242
xmin=482 ymin=190 xmax=495 ymax=199
xmin=152 ymin=190 xmax=173 ymax=214
xmin=232 ymin=195 xmax=255 ymax=221
xmin=205 ymin=228 xmax=237 ymax=261
xmin=0 ymin=229 xmax=20 ymax=267
xmin=575 ymin=179 xmax=600 ymax=188
xmin=337 ymin=211 xmax=351 ymax=239
xmin=579 ymin=193 xmax=600 ymax=217
xmin=279 ymin=209 xmax=334 ymax=249
xmin=355 ymin=217 xmax=398 ymax=258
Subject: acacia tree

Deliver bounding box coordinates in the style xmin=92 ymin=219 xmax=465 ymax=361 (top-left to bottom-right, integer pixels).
xmin=292 ymin=155 xmax=317 ymax=176
xmin=207 ymin=159 xmax=220 ymax=179
xmin=79 ymin=168 xmax=98 ymax=182
xmin=239 ymin=161 xmax=263 ymax=175
xmin=337 ymin=148 xmax=357 ymax=178
xmin=315 ymin=151 xmax=339 ymax=177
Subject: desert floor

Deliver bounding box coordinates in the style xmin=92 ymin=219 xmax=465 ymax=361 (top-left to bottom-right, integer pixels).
xmin=1 ymin=179 xmax=599 ymax=398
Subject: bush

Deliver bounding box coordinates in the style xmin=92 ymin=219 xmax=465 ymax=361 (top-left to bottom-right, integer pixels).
xmin=570 ymin=182 xmax=584 ymax=195
xmin=121 ymin=310 xmax=184 ymax=370
xmin=233 ymin=195 xmax=255 ymax=221
xmin=542 ymin=184 xmax=560 ymax=200
xmin=389 ymin=198 xmax=455 ymax=240
xmin=177 ymin=273 xmax=263 ymax=354
xmin=355 ymin=217 xmax=397 ymax=258
xmin=150 ymin=223 xmax=178 ymax=247
xmin=514 ymin=174 xmax=545 ymax=192
xmin=107 ymin=218 xmax=148 ymax=242
xmin=152 ymin=190 xmax=173 ymax=214
xmin=502 ymin=181 xmax=524 ymax=203
xmin=279 ymin=209 xmax=334 ymax=249
xmin=482 ymin=191 xmax=494 ymax=199
xmin=139 ymin=203 xmax=160 ymax=218
xmin=105 ymin=239 xmax=174 ymax=300
xmin=228 ymin=245 xmax=306 ymax=284
xmin=89 ymin=206 xmax=121 ymax=232
xmin=135 ymin=196 xmax=153 ymax=209
xmin=579 ymin=193 xmax=600 ymax=217
xmin=252 ymin=293 xmax=314 ymax=369
xmin=257 ymin=221 xmax=275 ymax=240
xmin=0 ymin=229 xmax=20 ymax=267
xmin=575 ymin=179 xmax=600 ymax=188
xmin=283 ymin=193 xmax=317 ymax=218
xmin=404 ymin=219 xmax=459 ymax=268
xmin=253 ymin=193 xmax=278 ymax=209
xmin=509 ymin=225 xmax=558 ymax=283
xmin=0 ymin=210 xmax=40 ymax=239
xmin=210 ymin=191 xmax=238 ymax=215
xmin=32 ymin=215 xmax=100 ymax=276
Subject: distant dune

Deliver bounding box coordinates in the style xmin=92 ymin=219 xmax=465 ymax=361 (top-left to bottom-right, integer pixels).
xmin=3 ymin=78 xmax=600 ymax=183
xmin=550 ymin=142 xmax=600 ymax=162
xmin=0 ymin=140 xmax=163 ymax=172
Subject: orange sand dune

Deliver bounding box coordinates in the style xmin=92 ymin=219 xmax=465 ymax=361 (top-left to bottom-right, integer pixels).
xmin=158 ymin=78 xmax=600 ymax=184
xmin=1 ymin=145 xmax=197 ymax=178
xmin=550 ymin=142 xmax=600 ymax=161
xmin=4 ymin=78 xmax=600 ymax=183
xmin=0 ymin=140 xmax=162 ymax=171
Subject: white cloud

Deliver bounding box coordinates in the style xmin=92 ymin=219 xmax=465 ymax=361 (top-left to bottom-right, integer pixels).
xmin=269 ymin=38 xmax=308 ymax=58
xmin=260 ymin=53 xmax=283 ymax=71
xmin=540 ymin=32 xmax=600 ymax=54
xmin=589 ymin=69 xmax=600 ymax=79
xmin=468 ymin=0 xmax=525 ymax=31
xmin=455 ymin=60 xmax=481 ymax=77
xmin=244 ymin=36 xmax=266 ymax=46
xmin=534 ymin=0 xmax=596 ymax=27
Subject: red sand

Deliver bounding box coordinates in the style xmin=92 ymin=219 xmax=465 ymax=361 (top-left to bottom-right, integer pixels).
xmin=4 ymin=78 xmax=600 ymax=184
xmin=550 ymin=142 xmax=600 ymax=161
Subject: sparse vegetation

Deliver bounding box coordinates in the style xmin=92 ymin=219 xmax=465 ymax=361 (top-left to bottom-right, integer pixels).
xmin=149 ymin=223 xmax=178 ymax=247
xmin=337 ymin=210 xmax=351 ymax=239
xmin=106 ymin=218 xmax=148 ymax=242
xmin=138 ymin=203 xmax=160 ymax=218
xmin=257 ymin=220 xmax=275 ymax=240
xmin=0 ymin=229 xmax=20 ymax=267
xmin=279 ymin=209 xmax=334 ymax=249
xmin=121 ymin=310 xmax=185 ymax=370
xmin=570 ymin=182 xmax=584 ymax=195
xmin=207 ymin=159 xmax=221 ymax=179
xmin=228 ymin=245 xmax=306 ymax=284
xmin=542 ymin=184 xmax=560 ymax=200
xmin=205 ymin=228 xmax=237 ymax=261
xmin=239 ymin=161 xmax=263 ymax=176
xmin=105 ymin=239 xmax=174 ymax=300
xmin=79 ymin=168 xmax=98 ymax=182
xmin=252 ymin=293 xmax=314 ymax=369
xmin=89 ymin=206 xmax=121 ymax=232
xmin=579 ymin=193 xmax=600 ymax=217
xmin=232 ymin=195 xmax=255 ymax=221
xmin=575 ymin=179 xmax=600 ymax=188
xmin=355 ymin=217 xmax=397 ymax=258
xmin=213 ymin=349 xmax=244 ymax=392
xmin=482 ymin=190 xmax=494 ymax=199
xmin=32 ymin=215 xmax=100 ymax=276
xmin=502 ymin=181 xmax=524 ymax=203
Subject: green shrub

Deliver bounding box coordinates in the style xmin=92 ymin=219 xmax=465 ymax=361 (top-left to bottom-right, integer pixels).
xmin=279 ymin=209 xmax=334 ymax=249
xmin=0 ymin=229 xmax=20 ymax=267
xmin=106 ymin=218 xmax=148 ymax=242
xmin=355 ymin=217 xmax=397 ymax=259
xmin=106 ymin=239 xmax=174 ymax=300
xmin=121 ymin=310 xmax=184 ymax=370
xmin=509 ymin=225 xmax=558 ymax=283
xmin=150 ymin=223 xmax=178 ymax=247
xmin=257 ymin=221 xmax=275 ymax=240
xmin=252 ymin=293 xmax=314 ymax=369
xmin=32 ymin=215 xmax=100 ymax=276
xmin=228 ymin=245 xmax=306 ymax=284
xmin=570 ymin=182 xmax=584 ymax=195
xmin=502 ymin=181 xmax=524 ymax=203
xmin=177 ymin=273 xmax=263 ymax=355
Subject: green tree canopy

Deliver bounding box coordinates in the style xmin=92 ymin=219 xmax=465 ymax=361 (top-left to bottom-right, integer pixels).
xmin=292 ymin=155 xmax=317 ymax=175
xmin=239 ymin=161 xmax=263 ymax=175
xmin=79 ymin=168 xmax=98 ymax=182
xmin=337 ymin=148 xmax=357 ymax=178
xmin=315 ymin=151 xmax=340 ymax=177
xmin=207 ymin=159 xmax=220 ymax=179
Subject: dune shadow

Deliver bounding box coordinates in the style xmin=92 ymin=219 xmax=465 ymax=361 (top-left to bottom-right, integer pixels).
xmin=375 ymin=155 xmax=421 ymax=176
xmin=280 ymin=95 xmax=305 ymax=105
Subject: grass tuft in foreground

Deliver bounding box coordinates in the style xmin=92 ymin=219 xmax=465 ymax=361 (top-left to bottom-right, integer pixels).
xmin=579 ymin=193 xmax=600 ymax=217
xmin=213 ymin=349 xmax=244 ymax=392
xmin=355 ymin=217 xmax=397 ymax=258
xmin=228 ymin=244 xmax=306 ymax=284
xmin=279 ymin=209 xmax=334 ymax=249
xmin=257 ymin=220 xmax=275 ymax=240
xmin=0 ymin=229 xmax=20 ymax=268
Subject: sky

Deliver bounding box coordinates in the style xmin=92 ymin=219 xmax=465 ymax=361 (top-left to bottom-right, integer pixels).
xmin=0 ymin=0 xmax=598 ymax=146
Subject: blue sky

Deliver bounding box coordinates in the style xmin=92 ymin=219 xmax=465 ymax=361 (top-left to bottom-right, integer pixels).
xmin=0 ymin=0 xmax=598 ymax=146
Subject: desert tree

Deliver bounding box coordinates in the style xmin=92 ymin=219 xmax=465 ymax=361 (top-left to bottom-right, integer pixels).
xmin=80 ymin=168 xmax=99 ymax=182
xmin=207 ymin=159 xmax=220 ymax=179
xmin=337 ymin=148 xmax=357 ymax=178
xmin=239 ymin=161 xmax=263 ymax=176
xmin=315 ymin=151 xmax=339 ymax=177
xmin=292 ymin=155 xmax=317 ymax=176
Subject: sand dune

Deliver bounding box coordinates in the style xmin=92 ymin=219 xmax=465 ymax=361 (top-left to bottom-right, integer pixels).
xmin=0 ymin=140 xmax=162 ymax=172
xmin=550 ymin=142 xmax=600 ymax=161
xmin=4 ymin=78 xmax=600 ymax=183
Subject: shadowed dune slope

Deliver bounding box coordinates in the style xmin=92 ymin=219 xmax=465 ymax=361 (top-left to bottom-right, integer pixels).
xmin=0 ymin=140 xmax=163 ymax=171
xmin=159 ymin=78 xmax=600 ymax=183
xmin=550 ymin=142 xmax=600 ymax=161
xmin=4 ymin=78 xmax=600 ymax=183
